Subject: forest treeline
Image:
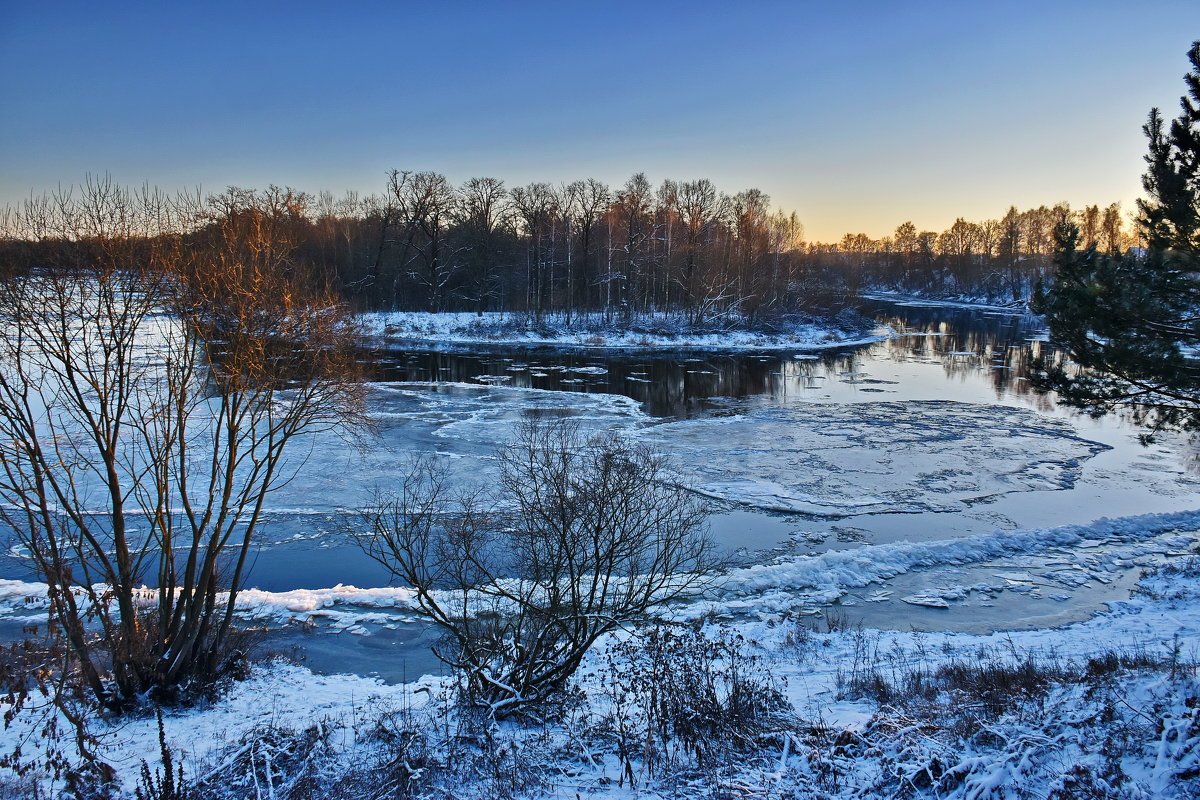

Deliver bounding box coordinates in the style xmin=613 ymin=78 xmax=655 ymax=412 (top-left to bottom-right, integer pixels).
xmin=0 ymin=172 xmax=1139 ymax=321
xmin=826 ymin=202 xmax=1137 ymax=303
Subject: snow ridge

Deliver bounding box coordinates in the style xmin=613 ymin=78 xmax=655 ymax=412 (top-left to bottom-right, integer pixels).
xmin=710 ymin=507 xmax=1200 ymax=611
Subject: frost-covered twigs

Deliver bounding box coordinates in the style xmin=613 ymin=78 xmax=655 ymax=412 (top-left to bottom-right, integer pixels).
xmin=190 ymin=721 xmax=334 ymax=800
xmin=0 ymin=634 xmax=116 ymax=798
xmin=1152 ymin=697 xmax=1200 ymax=796
xmin=359 ymin=417 xmax=717 ymax=720
xmin=587 ymin=625 xmax=797 ymax=786
xmin=818 ymin=644 xmax=1200 ymax=799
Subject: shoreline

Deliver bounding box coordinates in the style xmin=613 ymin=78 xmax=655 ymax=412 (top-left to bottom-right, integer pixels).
xmin=861 ymin=289 xmax=1036 ymax=314
xmin=358 ymin=309 xmax=894 ymax=353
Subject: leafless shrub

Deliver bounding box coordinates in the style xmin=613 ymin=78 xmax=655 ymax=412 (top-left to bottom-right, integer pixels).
xmin=361 ymin=418 xmax=717 ymax=720
xmin=594 ymin=625 xmax=794 ymax=783
xmin=134 ymin=711 xmax=193 ymax=800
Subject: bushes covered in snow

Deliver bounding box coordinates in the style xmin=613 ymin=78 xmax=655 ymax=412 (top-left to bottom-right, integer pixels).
xmin=4 ymin=555 xmax=1199 ymax=799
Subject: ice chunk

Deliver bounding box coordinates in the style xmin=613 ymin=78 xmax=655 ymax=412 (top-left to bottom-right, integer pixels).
xmin=900 ymin=594 xmax=951 ymax=608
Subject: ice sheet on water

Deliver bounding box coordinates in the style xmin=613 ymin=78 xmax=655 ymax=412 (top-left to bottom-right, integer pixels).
xmin=266 ymin=382 xmax=649 ymax=510
xmin=900 ymin=594 xmax=950 ymax=608
xmin=642 ymin=400 xmax=1110 ymax=516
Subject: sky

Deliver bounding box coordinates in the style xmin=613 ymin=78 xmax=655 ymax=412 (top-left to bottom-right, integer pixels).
xmin=1 ymin=0 xmax=1197 ymax=242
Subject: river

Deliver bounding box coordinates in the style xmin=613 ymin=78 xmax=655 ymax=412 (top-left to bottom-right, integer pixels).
xmin=5 ymin=299 xmax=1199 ymax=682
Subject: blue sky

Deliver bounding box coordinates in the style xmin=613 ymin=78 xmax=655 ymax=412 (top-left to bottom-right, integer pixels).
xmin=1 ymin=1 xmax=1197 ymax=241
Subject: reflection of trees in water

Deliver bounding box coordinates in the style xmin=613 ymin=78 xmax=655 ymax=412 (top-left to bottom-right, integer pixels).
xmin=869 ymin=306 xmax=1059 ymax=411
xmin=367 ymin=350 xmax=803 ymax=417
xmin=362 ymin=304 xmax=1071 ymax=418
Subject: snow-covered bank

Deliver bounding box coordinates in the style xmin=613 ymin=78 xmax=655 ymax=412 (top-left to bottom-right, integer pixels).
xmin=3 ymin=552 xmax=1196 ymax=798
xmin=863 ymin=289 xmax=1035 ymax=314
xmin=359 ymin=310 xmax=892 ymax=351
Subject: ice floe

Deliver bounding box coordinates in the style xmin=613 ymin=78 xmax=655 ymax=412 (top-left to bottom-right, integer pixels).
xmin=641 ymin=400 xmax=1109 ymax=516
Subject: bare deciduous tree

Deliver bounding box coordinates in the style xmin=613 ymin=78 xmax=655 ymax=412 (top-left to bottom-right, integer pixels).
xmin=510 ymin=183 xmax=558 ymax=317
xmin=0 ymin=179 xmax=365 ymax=710
xmin=457 ymin=177 xmax=510 ymax=315
xmin=361 ymin=418 xmax=715 ymax=719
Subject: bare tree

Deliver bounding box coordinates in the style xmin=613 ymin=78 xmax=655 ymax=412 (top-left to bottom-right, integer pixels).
xmin=457 ymin=177 xmax=509 ymax=315
xmin=361 ymin=419 xmax=715 ymax=719
xmin=0 ymin=180 xmax=365 ymax=710
xmin=731 ymin=188 xmax=771 ymax=321
xmin=389 ymin=171 xmax=458 ymax=311
xmin=673 ymin=179 xmax=726 ymax=323
xmin=510 ymin=183 xmax=558 ymax=317
xmin=1100 ymin=202 xmax=1126 ymax=253
xmin=610 ymin=173 xmax=653 ymax=321
xmin=563 ymin=178 xmax=609 ymax=322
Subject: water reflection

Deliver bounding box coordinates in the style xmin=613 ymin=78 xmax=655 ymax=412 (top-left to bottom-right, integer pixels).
xmin=367 ymin=349 xmax=840 ymax=418
xmin=363 ymin=301 xmax=1060 ymax=418
xmin=862 ymin=302 xmax=1057 ymax=409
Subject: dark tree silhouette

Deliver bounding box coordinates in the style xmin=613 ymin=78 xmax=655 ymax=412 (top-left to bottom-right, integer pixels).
xmin=1032 ymin=41 xmax=1200 ymax=433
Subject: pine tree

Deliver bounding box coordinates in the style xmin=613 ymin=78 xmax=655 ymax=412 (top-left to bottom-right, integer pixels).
xmin=1032 ymin=41 xmax=1200 ymax=434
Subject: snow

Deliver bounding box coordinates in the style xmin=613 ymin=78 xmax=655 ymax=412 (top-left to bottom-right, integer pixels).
xmin=98 ymin=662 xmax=427 ymax=790
xmin=4 ymin=553 xmax=1198 ymax=798
xmin=360 ymin=310 xmax=893 ymax=352
xmin=691 ymin=507 xmax=1200 ymax=617
xmin=863 ymin=290 xmax=1035 ymax=314
xmin=232 ymin=584 xmax=422 ymax=631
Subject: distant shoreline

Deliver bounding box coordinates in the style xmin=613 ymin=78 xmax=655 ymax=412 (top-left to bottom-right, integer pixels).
xmin=861 ymin=290 xmax=1036 ymax=314
xmin=359 ymin=309 xmax=894 ymax=353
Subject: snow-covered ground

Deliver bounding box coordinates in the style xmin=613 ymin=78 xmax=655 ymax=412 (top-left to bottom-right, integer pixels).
xmin=360 ymin=310 xmax=892 ymax=351
xmin=3 ymin=549 xmax=1196 ymax=798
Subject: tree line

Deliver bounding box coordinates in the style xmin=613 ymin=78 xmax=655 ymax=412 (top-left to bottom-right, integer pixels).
xmin=300 ymin=171 xmax=810 ymax=325
xmin=2 ymin=175 xmax=1138 ymax=323
xmin=303 ymin=174 xmax=1141 ymax=315
xmin=296 ymin=174 xmax=1142 ymax=314
xmin=806 ymin=202 xmax=1139 ymax=303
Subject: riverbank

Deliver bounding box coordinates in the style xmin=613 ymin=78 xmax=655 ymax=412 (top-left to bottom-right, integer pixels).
xmin=359 ymin=309 xmax=892 ymax=351
xmin=3 ymin=555 xmax=1195 ymax=798
xmin=862 ymin=289 xmax=1034 ymax=314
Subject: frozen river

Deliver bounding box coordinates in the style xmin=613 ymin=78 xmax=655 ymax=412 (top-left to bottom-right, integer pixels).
xmin=5 ymin=300 xmax=1199 ymax=680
